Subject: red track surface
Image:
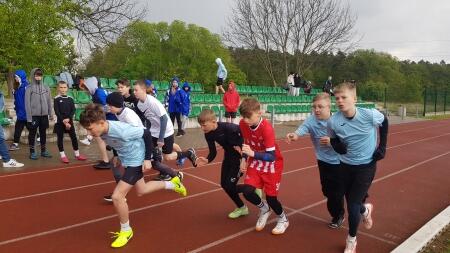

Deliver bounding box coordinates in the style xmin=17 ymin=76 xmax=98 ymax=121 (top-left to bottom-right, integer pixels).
xmin=1 ymin=120 xmax=449 ymax=252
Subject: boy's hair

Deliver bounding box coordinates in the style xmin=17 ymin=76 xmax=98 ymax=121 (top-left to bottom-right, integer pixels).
xmin=239 ymin=98 xmax=260 ymax=118
xmin=334 ymin=82 xmax=357 ymax=95
xmin=57 ymin=80 xmax=68 ymax=87
xmin=197 ymin=109 xmax=217 ymax=124
xmin=133 ymin=79 xmax=146 ymax=89
xmin=116 ymin=79 xmax=130 ymax=87
xmin=80 ymin=103 xmax=106 ymax=128
xmin=313 ymin=92 xmax=331 ymax=104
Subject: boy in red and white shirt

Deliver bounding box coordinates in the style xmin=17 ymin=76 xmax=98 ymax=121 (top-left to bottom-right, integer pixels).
xmin=237 ymin=98 xmax=288 ymax=235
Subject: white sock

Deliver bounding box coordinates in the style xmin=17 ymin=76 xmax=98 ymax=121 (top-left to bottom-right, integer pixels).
xmin=362 ymin=205 xmax=368 ymax=217
xmin=257 ymin=201 xmax=270 ymax=213
xmin=164 ymin=181 xmax=175 ymax=190
xmin=13 ymin=143 xmax=18 ymax=146
xmin=60 ymin=152 xmax=66 ymax=158
xmin=347 ymin=235 xmax=356 ymax=242
xmin=278 ymin=212 xmax=288 ymax=222
xmin=74 ymin=150 xmax=80 ymax=156
xmin=120 ymin=221 xmax=131 ymax=232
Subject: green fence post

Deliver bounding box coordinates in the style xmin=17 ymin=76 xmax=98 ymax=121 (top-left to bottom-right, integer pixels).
xmin=444 ymin=90 xmax=447 ymax=114
xmin=434 ymin=87 xmax=438 ymax=115
xmin=423 ymin=88 xmax=427 ymax=117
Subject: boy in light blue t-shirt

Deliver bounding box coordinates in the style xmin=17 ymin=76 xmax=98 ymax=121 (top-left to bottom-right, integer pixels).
xmin=286 ymin=93 xmax=344 ymax=229
xmin=79 ymin=103 xmax=187 ymax=249
xmin=327 ymin=82 xmax=388 ymax=253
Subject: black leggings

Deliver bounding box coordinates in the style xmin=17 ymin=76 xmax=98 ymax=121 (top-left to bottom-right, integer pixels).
xmin=27 ymin=116 xmax=49 ymax=153
xmin=54 ymin=123 xmax=79 ymax=152
xmin=221 ymin=157 xmax=244 ymax=208
xmin=238 ymin=184 xmax=284 ymax=215
xmin=318 ymin=160 xmax=345 ymax=219
xmin=13 ymin=120 xmax=27 ymax=143
xmin=341 ymin=161 xmax=376 ymax=237
xmin=169 ymin=112 xmax=182 ymax=132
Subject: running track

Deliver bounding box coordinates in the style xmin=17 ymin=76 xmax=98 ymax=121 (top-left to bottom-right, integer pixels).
xmin=1 ymin=120 xmax=449 ymax=252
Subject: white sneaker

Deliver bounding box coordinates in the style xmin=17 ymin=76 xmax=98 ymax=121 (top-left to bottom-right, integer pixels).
xmin=362 ymin=203 xmax=374 ymax=229
xmin=344 ymin=237 xmax=357 ymax=253
xmin=255 ymin=209 xmax=272 ymax=231
xmin=272 ymin=218 xmax=289 ymax=235
xmin=80 ymin=138 xmax=91 ymax=146
xmin=3 ymin=159 xmax=24 ymax=168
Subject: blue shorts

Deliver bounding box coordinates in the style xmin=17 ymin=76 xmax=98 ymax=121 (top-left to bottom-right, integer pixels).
xmin=121 ymin=165 xmax=144 ymax=185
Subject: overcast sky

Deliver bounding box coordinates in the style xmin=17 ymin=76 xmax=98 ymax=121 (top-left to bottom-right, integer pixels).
xmin=141 ymin=0 xmax=450 ymax=63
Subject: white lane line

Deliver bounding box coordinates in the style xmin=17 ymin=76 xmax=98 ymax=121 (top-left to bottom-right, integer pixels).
xmin=186 ymin=151 xmax=450 ymax=252
xmin=1 ymin=122 xmax=445 ymax=178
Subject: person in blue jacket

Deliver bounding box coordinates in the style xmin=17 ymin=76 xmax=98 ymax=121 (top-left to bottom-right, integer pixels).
xmin=179 ymin=81 xmax=191 ymax=136
xmin=9 ymin=70 xmax=28 ymax=151
xmin=167 ymin=77 xmax=183 ymax=137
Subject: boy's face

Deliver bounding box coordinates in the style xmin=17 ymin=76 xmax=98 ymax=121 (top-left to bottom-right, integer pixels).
xmin=84 ymin=121 xmax=107 ymax=137
xmin=242 ymin=111 xmax=261 ymax=126
xmin=117 ymin=83 xmax=130 ymax=96
xmin=134 ymin=85 xmax=146 ymax=101
xmin=109 ymin=105 xmax=121 ymax=114
xmin=312 ymin=99 xmax=331 ymax=120
xmin=200 ymin=120 xmax=217 ymax=133
xmin=335 ymin=88 xmax=357 ymax=114
xmin=57 ymin=84 xmax=68 ymax=95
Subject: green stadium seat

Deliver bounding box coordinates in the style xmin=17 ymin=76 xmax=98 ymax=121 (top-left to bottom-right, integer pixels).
xmin=211 ymin=105 xmax=220 ymax=116
xmin=67 ymin=90 xmax=78 ymax=103
xmin=99 ymin=78 xmax=109 ymax=88
xmin=0 ymin=111 xmax=11 ymax=126
xmin=108 ymin=79 xmax=118 ymax=90
xmin=190 ymin=106 xmax=202 ymax=118
xmin=74 ymin=108 xmax=84 ymax=121
xmin=77 ymin=91 xmax=91 ymax=104
xmin=160 ymin=81 xmax=169 ymax=91
xmin=43 ymin=75 xmax=57 ymax=88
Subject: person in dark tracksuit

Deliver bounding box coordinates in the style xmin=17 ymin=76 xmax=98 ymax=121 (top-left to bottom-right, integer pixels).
xmin=327 ymin=82 xmax=388 ymax=253
xmin=286 ymin=93 xmax=345 ymax=228
xmin=195 ymin=109 xmax=248 ymax=219
xmin=53 ymin=81 xmax=87 ymax=164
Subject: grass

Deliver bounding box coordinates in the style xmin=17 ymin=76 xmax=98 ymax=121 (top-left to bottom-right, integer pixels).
xmin=424 ymin=114 xmax=450 ymax=120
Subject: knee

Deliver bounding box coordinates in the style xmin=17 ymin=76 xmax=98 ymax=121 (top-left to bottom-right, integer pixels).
xmin=112 ymin=192 xmax=126 ymax=203
xmin=347 ymin=202 xmax=361 ymax=216
xmin=241 ymin=185 xmax=256 ymax=198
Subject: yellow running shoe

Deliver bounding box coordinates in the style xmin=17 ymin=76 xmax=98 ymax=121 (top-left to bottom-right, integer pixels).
xmin=170 ymin=176 xmax=187 ymax=197
xmin=110 ymin=230 xmax=133 ymax=248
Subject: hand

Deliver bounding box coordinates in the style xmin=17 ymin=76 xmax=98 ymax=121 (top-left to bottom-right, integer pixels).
xmin=63 ymin=118 xmax=70 ymax=124
xmin=233 ymin=146 xmax=242 ymax=154
xmin=196 ymin=157 xmax=208 ymax=167
xmin=142 ymin=160 xmax=152 ymax=172
xmin=241 ymin=144 xmax=255 ymax=157
xmin=112 ymin=157 xmax=121 ymax=168
xmin=372 ymin=146 xmax=386 ymax=161
xmin=319 ymin=136 xmax=331 ymax=146
xmin=157 ymin=141 xmax=164 ymax=148
xmin=286 ymin=133 xmax=297 ymax=144
xmin=64 ymin=123 xmax=71 ymax=130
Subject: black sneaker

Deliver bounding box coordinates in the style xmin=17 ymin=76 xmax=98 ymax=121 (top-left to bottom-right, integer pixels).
xmin=328 ymin=216 xmax=345 ymax=229
xmin=186 ymin=148 xmax=198 ymax=167
xmin=93 ymin=161 xmax=111 ymax=170
xmin=176 ymin=132 xmax=183 ymax=137
xmin=152 ymin=174 xmax=172 ymax=181
xmin=103 ymin=194 xmax=113 ymax=202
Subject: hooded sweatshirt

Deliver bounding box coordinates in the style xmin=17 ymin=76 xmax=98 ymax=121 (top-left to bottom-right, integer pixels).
xmin=14 ymin=70 xmax=29 ymax=121
xmin=85 ymin=77 xmax=107 ymax=105
xmin=25 ymin=68 xmax=52 ymax=122
xmin=223 ymin=82 xmax=240 ymax=113
xmin=180 ymin=81 xmax=191 ymax=117
xmin=215 ymin=58 xmax=228 ymax=80
xmin=167 ymin=77 xmax=182 ymax=114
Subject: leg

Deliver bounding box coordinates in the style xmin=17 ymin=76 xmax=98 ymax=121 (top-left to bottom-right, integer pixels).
xmin=175 ymin=113 xmax=182 ymax=133
xmin=215 ymin=86 xmax=219 ymax=94
xmin=38 ymin=117 xmax=49 ymax=155
xmin=219 ymin=85 xmax=226 ymax=93
xmin=111 ymin=180 xmax=134 ymax=224
xmin=68 ymin=124 xmax=79 ymax=151
xmin=221 ymin=158 xmax=245 ymax=208
xmin=27 ymin=122 xmax=38 ymax=156
xmin=13 ymin=120 xmax=26 ymax=145
xmin=318 ymin=161 xmax=345 ymax=220
xmin=134 ymin=178 xmax=165 ymax=196
xmin=55 ymin=125 xmax=65 ymax=153
xmin=345 ymin=162 xmax=376 ymax=237
xmin=0 ymin=126 xmax=11 ymax=162
xmin=151 ymin=160 xmax=178 ymax=178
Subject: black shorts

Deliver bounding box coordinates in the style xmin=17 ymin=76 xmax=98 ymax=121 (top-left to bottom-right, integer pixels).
xmin=152 ymin=135 xmax=174 ymax=154
xmin=216 ymin=78 xmax=224 ymax=86
xmin=224 ymin=111 xmax=237 ymax=118
xmin=121 ymin=165 xmax=144 ymax=185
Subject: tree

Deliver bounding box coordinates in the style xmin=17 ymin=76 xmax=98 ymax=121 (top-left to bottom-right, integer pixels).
xmin=0 ymin=0 xmax=143 ymax=96
xmin=224 ymin=0 xmax=356 ymax=86
xmin=84 ymin=21 xmax=246 ymax=88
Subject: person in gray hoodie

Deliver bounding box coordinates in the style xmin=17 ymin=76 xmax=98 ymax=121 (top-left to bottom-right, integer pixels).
xmin=25 ymin=68 xmax=53 ymax=159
